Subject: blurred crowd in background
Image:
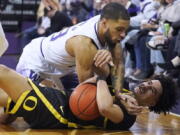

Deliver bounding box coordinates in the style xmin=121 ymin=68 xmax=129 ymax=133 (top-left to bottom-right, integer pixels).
xmin=1 ymin=0 xmax=180 ymax=87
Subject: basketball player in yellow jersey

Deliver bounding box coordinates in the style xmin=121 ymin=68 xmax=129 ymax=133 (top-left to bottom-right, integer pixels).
xmin=0 ymin=65 xmax=177 ymax=129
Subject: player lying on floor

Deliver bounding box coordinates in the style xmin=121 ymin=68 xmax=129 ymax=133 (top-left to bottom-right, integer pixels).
xmin=0 ymin=65 xmax=177 ymax=130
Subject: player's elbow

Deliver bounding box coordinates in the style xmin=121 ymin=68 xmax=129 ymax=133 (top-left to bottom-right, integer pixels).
xmin=99 ymin=107 xmax=122 ymax=123
xmin=97 ymin=98 xmax=114 ymax=118
xmin=98 ymin=105 xmax=113 ymax=118
xmin=99 ymin=107 xmax=110 ymax=117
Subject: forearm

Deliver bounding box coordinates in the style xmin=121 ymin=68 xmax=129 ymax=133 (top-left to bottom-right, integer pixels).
xmin=111 ymin=63 xmax=124 ymax=98
xmin=78 ymin=70 xmax=93 ymax=83
xmin=93 ymin=64 xmax=110 ymax=78
xmin=74 ymin=39 xmax=98 ymax=82
xmin=96 ymin=79 xmax=124 ymax=123
xmin=96 ymin=80 xmax=114 ymax=111
xmin=76 ymin=64 xmax=94 ymax=83
xmin=110 ymin=44 xmax=124 ymax=97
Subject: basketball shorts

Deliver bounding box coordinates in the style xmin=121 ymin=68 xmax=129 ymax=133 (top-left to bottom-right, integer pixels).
xmin=5 ymin=79 xmax=73 ymax=129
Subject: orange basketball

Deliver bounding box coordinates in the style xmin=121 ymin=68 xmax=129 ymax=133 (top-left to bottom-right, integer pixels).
xmin=69 ymin=83 xmax=100 ymax=121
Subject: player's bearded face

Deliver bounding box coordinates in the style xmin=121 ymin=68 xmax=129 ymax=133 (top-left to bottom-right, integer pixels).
xmin=104 ymin=29 xmax=116 ymax=49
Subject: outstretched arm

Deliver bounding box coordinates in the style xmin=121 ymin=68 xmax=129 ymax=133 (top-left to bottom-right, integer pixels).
xmin=0 ymin=22 xmax=8 ymax=56
xmin=110 ymin=43 xmax=124 ymax=98
xmin=74 ymin=38 xmax=97 ymax=82
xmin=96 ymin=78 xmax=124 ymax=123
xmin=110 ymin=45 xmax=143 ymax=115
xmin=73 ymin=37 xmax=109 ymax=82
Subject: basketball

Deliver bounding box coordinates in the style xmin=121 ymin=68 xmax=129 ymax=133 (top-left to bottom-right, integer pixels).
xmin=69 ymin=83 xmax=100 ymax=121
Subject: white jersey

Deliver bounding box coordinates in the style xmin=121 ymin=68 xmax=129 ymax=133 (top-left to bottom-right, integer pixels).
xmin=16 ymin=15 xmax=104 ymax=83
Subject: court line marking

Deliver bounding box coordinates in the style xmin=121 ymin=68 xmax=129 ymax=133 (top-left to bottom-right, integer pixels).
xmin=102 ymin=131 xmax=130 ymax=135
xmin=170 ymin=112 xmax=180 ymax=117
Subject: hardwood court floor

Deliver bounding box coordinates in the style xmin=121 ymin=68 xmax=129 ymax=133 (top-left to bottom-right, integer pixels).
xmin=0 ymin=112 xmax=179 ymax=135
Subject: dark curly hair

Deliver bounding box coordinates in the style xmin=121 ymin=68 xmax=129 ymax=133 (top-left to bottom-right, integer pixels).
xmin=149 ymin=75 xmax=178 ymax=114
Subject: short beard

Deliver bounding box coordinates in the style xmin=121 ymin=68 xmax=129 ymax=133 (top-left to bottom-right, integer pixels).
xmin=104 ymin=29 xmax=116 ymax=50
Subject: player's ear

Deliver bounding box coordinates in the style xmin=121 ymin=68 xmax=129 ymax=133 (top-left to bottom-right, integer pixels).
xmin=101 ymin=18 xmax=108 ymax=30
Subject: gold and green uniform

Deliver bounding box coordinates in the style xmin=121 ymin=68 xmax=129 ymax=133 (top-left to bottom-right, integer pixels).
xmin=5 ymin=79 xmax=136 ymax=129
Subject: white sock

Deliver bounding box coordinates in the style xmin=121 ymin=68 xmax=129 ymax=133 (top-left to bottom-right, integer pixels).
xmin=171 ymin=56 xmax=180 ymax=67
xmin=0 ymin=22 xmax=9 ymax=57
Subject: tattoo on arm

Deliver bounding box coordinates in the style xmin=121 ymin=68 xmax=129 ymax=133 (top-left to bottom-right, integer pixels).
xmin=110 ymin=44 xmax=125 ymax=98
xmin=111 ymin=63 xmax=124 ymax=98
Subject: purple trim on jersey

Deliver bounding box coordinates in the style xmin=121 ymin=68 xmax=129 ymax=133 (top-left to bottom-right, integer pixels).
xmin=40 ymin=38 xmax=45 ymax=58
xmin=141 ymin=2 xmax=151 ymax=13
xmin=50 ymin=28 xmax=69 ymax=41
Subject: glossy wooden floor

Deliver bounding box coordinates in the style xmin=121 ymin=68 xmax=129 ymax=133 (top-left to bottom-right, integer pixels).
xmin=0 ymin=112 xmax=179 ymax=135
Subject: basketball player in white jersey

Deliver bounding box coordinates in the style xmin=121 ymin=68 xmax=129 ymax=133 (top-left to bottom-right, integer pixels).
xmin=16 ymin=3 xmax=130 ymax=97
xmin=0 ymin=22 xmax=8 ymax=57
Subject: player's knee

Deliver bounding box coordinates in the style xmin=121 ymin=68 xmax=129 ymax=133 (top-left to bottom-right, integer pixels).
xmin=0 ymin=65 xmax=11 ymax=78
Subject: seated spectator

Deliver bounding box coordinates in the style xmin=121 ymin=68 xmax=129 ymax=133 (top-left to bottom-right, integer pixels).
xmin=146 ymin=0 xmax=180 ymax=74
xmin=69 ymin=0 xmax=94 ymax=24
xmin=122 ymin=0 xmax=161 ymax=79
xmin=118 ymin=0 xmax=139 ymax=17
xmin=19 ymin=7 xmax=72 ymax=51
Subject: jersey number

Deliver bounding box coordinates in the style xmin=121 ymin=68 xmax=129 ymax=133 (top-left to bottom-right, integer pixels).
xmin=50 ymin=28 xmax=69 ymax=41
xmin=50 ymin=21 xmax=87 ymax=41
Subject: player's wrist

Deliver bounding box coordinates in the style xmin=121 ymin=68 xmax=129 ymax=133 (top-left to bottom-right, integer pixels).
xmin=115 ymin=89 xmax=122 ymax=99
xmin=96 ymin=76 xmax=106 ymax=82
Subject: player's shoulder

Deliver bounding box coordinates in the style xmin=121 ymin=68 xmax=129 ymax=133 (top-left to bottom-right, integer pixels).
xmin=66 ymin=35 xmax=97 ymax=57
xmin=80 ymin=36 xmax=98 ymax=54
xmin=70 ymin=37 xmax=97 ymax=60
xmin=71 ymin=36 xmax=97 ymax=50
